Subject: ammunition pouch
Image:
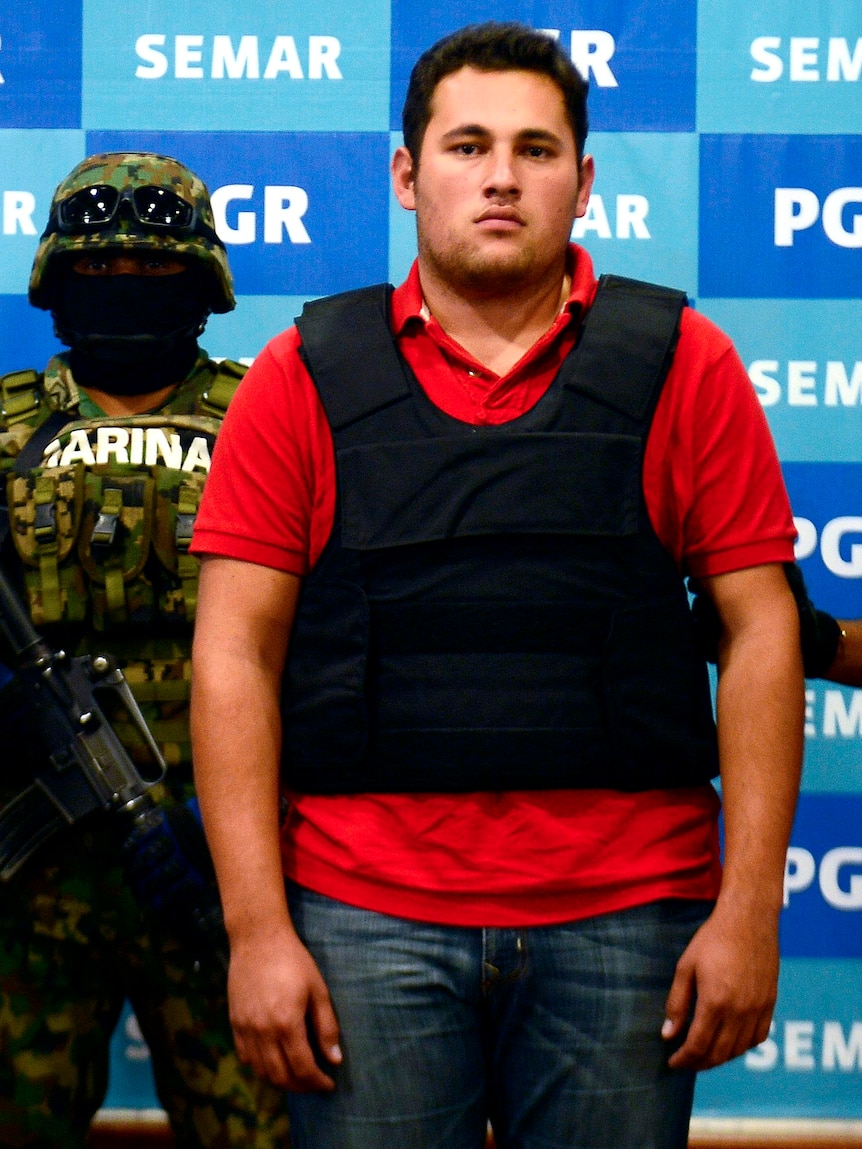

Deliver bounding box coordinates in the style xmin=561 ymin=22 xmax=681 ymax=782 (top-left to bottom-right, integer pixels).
xmin=6 ymin=415 xmax=214 ymax=631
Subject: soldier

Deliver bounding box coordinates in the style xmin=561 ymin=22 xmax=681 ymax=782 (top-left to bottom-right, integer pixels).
xmin=0 ymin=154 xmax=292 ymax=1148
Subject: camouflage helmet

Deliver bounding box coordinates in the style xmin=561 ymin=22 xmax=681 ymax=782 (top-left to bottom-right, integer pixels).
xmin=29 ymin=152 xmax=235 ymax=313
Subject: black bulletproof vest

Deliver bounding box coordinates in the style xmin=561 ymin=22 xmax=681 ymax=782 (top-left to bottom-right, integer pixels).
xmin=282 ymin=274 xmax=719 ymax=794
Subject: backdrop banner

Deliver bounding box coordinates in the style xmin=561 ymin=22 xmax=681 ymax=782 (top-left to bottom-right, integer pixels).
xmin=1 ymin=0 xmax=860 ymax=1118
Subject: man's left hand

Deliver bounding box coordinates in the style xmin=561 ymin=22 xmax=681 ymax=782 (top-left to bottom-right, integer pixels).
xmin=661 ymin=902 xmax=779 ymax=1070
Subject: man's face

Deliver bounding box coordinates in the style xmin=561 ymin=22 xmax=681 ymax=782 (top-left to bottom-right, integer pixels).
xmin=392 ymin=66 xmax=594 ymax=295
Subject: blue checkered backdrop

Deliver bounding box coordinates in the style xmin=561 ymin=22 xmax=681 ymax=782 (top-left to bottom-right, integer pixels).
xmin=1 ymin=0 xmax=861 ymax=1123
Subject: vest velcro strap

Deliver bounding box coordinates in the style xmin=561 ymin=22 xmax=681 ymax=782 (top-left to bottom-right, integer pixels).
xmin=177 ymin=552 xmax=199 ymax=620
xmin=38 ymin=548 xmax=62 ymax=623
xmin=128 ymin=678 xmax=191 ymax=703
xmin=105 ymin=566 xmax=127 ymax=615
xmin=112 ymin=719 xmax=190 ymax=751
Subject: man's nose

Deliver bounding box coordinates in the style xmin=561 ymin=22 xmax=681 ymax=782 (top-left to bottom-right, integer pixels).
xmin=483 ymin=149 xmax=519 ymax=196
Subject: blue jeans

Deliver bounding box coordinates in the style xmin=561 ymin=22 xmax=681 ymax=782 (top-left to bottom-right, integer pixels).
xmin=285 ymin=884 xmax=712 ymax=1149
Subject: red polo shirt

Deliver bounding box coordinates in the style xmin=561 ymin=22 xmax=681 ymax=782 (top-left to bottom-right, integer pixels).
xmin=193 ymin=246 xmax=796 ymax=926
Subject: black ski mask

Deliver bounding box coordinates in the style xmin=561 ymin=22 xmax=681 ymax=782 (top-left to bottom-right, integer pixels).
xmin=53 ymin=266 xmax=210 ymax=396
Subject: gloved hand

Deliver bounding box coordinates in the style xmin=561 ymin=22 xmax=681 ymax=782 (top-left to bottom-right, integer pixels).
xmin=783 ymin=561 xmax=843 ymax=677
xmin=689 ymin=562 xmax=842 ymax=679
xmin=121 ymin=795 xmax=229 ymax=970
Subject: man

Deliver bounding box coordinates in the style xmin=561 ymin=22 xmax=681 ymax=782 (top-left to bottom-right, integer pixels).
xmin=190 ymin=23 xmax=803 ymax=1149
xmin=0 ymin=153 xmax=291 ymax=1147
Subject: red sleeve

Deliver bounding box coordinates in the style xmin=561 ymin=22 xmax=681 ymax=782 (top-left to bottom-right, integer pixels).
xmin=643 ymin=307 xmax=796 ymax=579
xmin=191 ymin=327 xmax=336 ymax=574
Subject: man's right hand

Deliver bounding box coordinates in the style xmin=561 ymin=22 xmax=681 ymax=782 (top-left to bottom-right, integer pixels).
xmin=191 ymin=558 xmax=334 ymax=1088
xmin=228 ymin=926 xmax=342 ymax=1091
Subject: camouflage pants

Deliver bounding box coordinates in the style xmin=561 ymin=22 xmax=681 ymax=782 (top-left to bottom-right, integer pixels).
xmin=0 ymin=829 xmax=291 ymax=1149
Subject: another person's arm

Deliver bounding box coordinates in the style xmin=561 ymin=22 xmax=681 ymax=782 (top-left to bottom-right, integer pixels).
xmin=663 ymin=562 xmax=804 ymax=1070
xmin=692 ymin=562 xmax=857 ymax=685
xmin=191 ymin=555 xmax=342 ymax=1091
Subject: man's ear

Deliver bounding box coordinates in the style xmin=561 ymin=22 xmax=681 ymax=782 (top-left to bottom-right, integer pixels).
xmin=391 ymin=146 xmax=417 ymax=211
xmin=574 ymin=154 xmax=595 ymax=219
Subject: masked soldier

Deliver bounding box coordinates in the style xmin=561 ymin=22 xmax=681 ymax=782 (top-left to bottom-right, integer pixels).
xmin=0 ymin=154 xmax=291 ymax=1148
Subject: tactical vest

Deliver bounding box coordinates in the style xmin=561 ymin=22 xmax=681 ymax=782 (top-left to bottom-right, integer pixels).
xmin=0 ymin=354 xmax=244 ymax=772
xmin=282 ymin=275 xmax=719 ymax=795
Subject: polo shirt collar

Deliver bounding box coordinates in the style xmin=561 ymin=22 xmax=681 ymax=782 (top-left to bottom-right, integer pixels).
xmin=390 ymin=243 xmax=598 ymax=337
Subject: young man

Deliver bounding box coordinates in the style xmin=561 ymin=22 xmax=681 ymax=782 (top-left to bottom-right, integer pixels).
xmin=0 ymin=153 xmax=291 ymax=1147
xmin=190 ymin=23 xmax=804 ymax=1149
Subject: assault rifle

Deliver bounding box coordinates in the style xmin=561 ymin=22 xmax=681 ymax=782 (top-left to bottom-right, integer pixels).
xmin=0 ymin=563 xmax=228 ymax=971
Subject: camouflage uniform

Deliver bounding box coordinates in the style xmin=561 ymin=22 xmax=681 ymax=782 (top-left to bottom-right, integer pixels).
xmin=0 ymin=155 xmax=291 ymax=1148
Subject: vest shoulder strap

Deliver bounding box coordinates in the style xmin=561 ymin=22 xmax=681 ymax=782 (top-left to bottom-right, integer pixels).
xmin=12 ymin=409 xmax=72 ymax=476
xmin=296 ymin=275 xmax=687 ymax=433
xmin=562 ymin=274 xmax=687 ymax=422
xmin=296 ymin=284 xmax=410 ymax=432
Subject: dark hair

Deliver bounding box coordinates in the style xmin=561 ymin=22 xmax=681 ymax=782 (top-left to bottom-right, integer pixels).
xmin=402 ymin=22 xmax=589 ymax=167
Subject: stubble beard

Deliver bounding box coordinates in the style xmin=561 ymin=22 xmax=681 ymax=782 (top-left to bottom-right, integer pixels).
xmin=418 ymin=230 xmax=550 ymax=298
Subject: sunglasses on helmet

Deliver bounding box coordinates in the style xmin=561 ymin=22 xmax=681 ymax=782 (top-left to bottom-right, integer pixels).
xmin=43 ymin=184 xmax=224 ymax=247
